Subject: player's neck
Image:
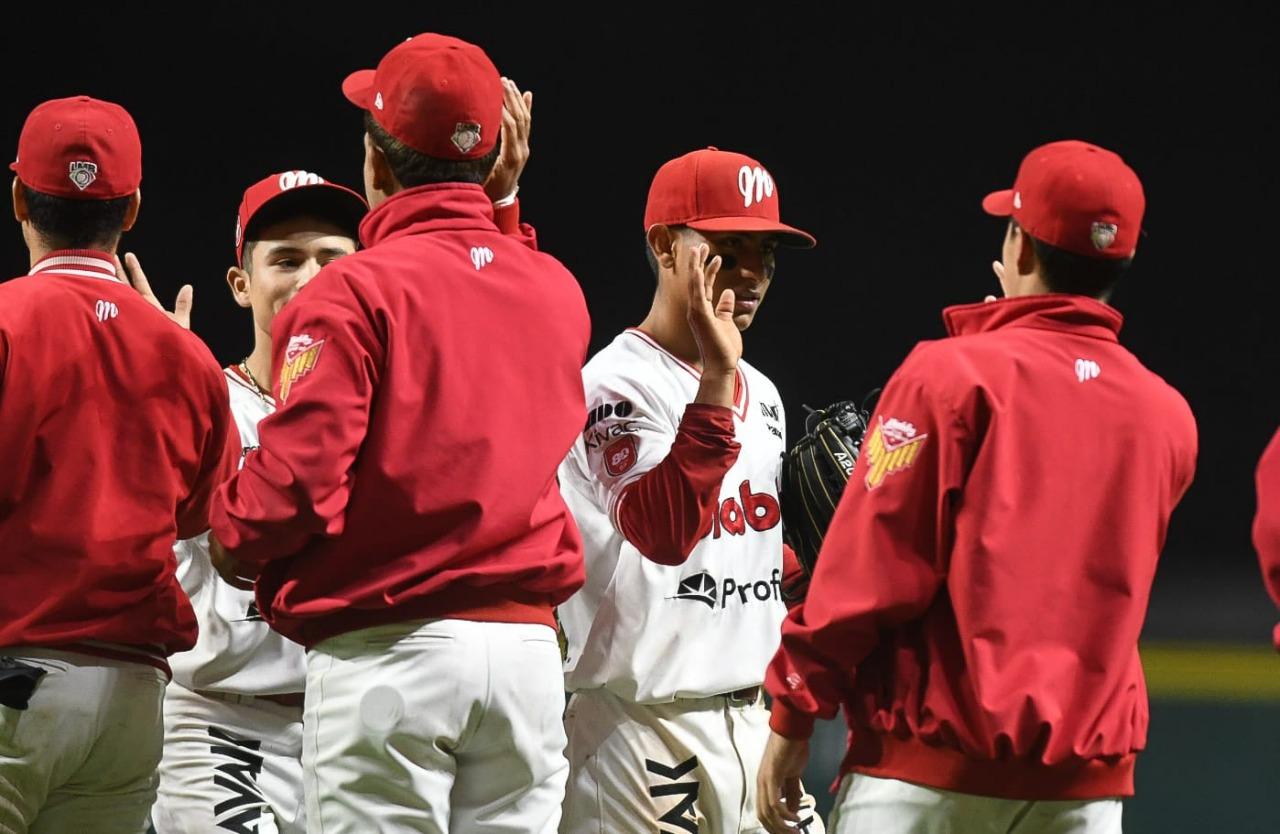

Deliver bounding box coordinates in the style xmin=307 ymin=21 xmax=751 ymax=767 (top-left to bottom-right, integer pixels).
xmin=637 ymin=308 xmax=702 ymax=368
xmin=242 ymin=348 xmax=273 ymax=392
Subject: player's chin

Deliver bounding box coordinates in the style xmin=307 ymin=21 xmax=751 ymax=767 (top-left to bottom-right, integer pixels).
xmin=732 ymin=309 xmax=759 ymax=330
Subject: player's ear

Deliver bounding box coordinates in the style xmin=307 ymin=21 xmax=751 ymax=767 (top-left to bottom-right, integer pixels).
xmin=226 ymin=265 xmax=252 ymax=309
xmin=367 ymin=135 xmax=396 ymax=194
xmin=11 ymin=177 xmax=28 ymax=222
xmin=1014 ymin=224 xmax=1037 ymax=276
xmin=647 ymin=224 xmax=677 ymax=269
xmin=120 ymin=189 xmax=141 ymax=232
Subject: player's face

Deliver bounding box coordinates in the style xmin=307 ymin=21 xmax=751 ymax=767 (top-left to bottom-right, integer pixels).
xmin=697 ymin=230 xmax=780 ymax=331
xmin=242 ymin=216 xmax=357 ymax=328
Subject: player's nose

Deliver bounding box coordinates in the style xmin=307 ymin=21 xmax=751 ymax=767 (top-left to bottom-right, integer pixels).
xmin=296 ymin=262 xmax=325 ymax=289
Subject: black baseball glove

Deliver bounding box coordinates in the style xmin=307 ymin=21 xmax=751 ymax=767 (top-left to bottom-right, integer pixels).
xmin=779 ymin=391 xmax=878 ymax=600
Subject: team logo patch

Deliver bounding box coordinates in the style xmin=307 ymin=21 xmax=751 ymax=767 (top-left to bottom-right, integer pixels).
xmin=1090 ymin=221 xmax=1118 ymax=251
xmin=68 ymin=161 xmax=98 ymax=191
xmin=451 ymin=122 xmax=483 ymax=154
xmin=602 ymin=435 xmax=638 ymax=477
xmin=279 ymin=334 xmax=325 ymax=403
xmin=736 ymin=164 xmax=776 ymax=208
xmin=863 ymin=416 xmax=928 ymax=490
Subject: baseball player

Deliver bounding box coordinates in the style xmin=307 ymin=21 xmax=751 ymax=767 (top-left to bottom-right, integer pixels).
xmin=0 ymin=95 xmax=239 ymax=832
xmin=147 ymin=170 xmax=367 ymax=834
xmin=556 ymin=147 xmax=823 ymax=833
xmin=756 ymin=140 xmax=1198 ymax=834
xmin=205 ymin=34 xmax=589 ymax=833
xmin=1254 ymin=426 xmax=1280 ymax=650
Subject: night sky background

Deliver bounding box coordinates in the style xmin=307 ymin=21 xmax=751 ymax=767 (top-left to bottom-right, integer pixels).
xmin=4 ymin=4 xmax=1276 ymax=638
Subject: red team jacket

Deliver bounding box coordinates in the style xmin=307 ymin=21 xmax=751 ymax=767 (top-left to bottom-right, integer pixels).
xmin=766 ymin=294 xmax=1198 ymax=801
xmin=1254 ymin=427 xmax=1280 ymax=651
xmin=209 ymin=184 xmax=592 ymax=649
xmin=0 ymin=251 xmax=239 ymax=659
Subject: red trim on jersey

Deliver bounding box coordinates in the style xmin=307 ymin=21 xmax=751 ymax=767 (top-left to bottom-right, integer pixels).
xmin=623 ymin=328 xmax=750 ymax=421
xmin=226 ymin=363 xmax=275 ymax=405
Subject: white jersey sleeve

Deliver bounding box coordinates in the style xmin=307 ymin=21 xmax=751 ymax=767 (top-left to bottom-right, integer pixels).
xmin=167 ymin=367 xmax=307 ymax=694
xmin=557 ymin=329 xmax=790 ymax=703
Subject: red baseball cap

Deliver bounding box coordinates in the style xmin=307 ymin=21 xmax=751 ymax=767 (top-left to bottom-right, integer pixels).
xmin=982 ymin=139 xmax=1145 ymax=259
xmin=10 ymin=95 xmax=141 ymax=200
xmin=341 ymin=33 xmax=503 ymax=160
xmin=643 ymin=147 xmax=815 ymax=248
xmin=234 ymin=170 xmax=368 ymax=267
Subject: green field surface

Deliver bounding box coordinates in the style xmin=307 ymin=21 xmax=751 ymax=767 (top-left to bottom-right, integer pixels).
xmin=1141 ymin=640 xmax=1280 ymax=700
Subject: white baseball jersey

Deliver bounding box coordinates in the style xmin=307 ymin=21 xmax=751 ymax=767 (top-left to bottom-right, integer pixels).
xmin=167 ymin=366 xmax=306 ymax=694
xmin=557 ymin=328 xmax=789 ymax=704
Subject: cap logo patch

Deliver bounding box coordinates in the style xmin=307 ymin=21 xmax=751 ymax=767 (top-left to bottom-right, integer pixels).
xmin=374 ymin=92 xmax=385 ymax=111
xmin=1089 ymin=222 xmax=1118 ymax=251
xmin=863 ymin=416 xmax=928 ymax=490
xmin=737 ymin=165 xmax=775 ymax=208
xmin=1013 ymin=191 xmax=1023 ymax=210
xmin=451 ymin=122 xmax=482 ymax=155
xmin=279 ymin=333 xmax=325 ymax=403
xmin=68 ymin=161 xmax=99 ymax=191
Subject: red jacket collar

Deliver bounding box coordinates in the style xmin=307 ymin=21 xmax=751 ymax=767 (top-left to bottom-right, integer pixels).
xmin=941 ymin=294 xmax=1123 ymax=341
xmin=357 ymin=182 xmax=496 ymax=247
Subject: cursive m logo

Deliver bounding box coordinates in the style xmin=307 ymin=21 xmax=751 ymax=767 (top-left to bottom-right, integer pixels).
xmin=736 ymin=165 xmax=775 ymax=209
xmin=470 ymin=246 xmax=494 ymax=270
xmin=95 ymin=299 xmax=118 ymax=322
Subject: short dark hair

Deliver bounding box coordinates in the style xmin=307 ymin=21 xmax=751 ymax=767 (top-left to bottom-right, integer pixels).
xmin=364 ymin=112 xmax=500 ymax=189
xmin=1014 ymin=220 xmax=1132 ymax=299
xmin=22 ymin=185 xmax=131 ymax=250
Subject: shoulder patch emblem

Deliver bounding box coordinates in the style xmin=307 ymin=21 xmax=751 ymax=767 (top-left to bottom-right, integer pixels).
xmin=279 ymin=334 xmax=325 ymax=403
xmin=602 ymin=435 xmax=638 ymax=477
xmin=863 ymin=416 xmax=928 ymax=490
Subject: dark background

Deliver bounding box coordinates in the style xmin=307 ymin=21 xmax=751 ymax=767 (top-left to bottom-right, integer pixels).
xmin=3 ymin=7 xmax=1275 ymax=626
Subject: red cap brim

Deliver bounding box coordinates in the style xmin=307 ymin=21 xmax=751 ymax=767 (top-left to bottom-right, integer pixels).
xmin=982 ymin=189 xmax=1014 ymax=216
xmin=342 ymin=69 xmax=376 ymax=109
xmin=685 ymin=216 xmax=816 ymax=249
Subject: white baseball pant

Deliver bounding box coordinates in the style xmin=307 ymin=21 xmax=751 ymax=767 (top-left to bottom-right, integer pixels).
xmin=151 ymin=683 xmax=304 ymax=834
xmin=828 ymin=773 xmax=1123 ymax=833
xmin=303 ymin=618 xmax=569 ymax=833
xmin=0 ymin=646 xmax=166 ymax=833
xmin=562 ymin=686 xmax=824 ymax=834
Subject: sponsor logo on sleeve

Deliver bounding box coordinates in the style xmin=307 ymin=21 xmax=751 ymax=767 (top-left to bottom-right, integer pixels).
xmin=863 ymin=416 xmax=928 ymax=490
xmin=602 ymin=435 xmax=638 ymax=477
xmin=279 ymin=334 xmax=325 ymax=403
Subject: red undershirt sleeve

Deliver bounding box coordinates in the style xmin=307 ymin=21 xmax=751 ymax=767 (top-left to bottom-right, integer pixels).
xmin=614 ymin=403 xmax=739 ymax=566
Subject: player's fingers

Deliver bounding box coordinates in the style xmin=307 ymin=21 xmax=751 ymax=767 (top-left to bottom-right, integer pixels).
xmin=783 ymin=777 xmax=803 ymax=812
xmin=123 ymin=251 xmax=152 ymax=293
xmin=173 ymin=284 xmax=194 ymax=331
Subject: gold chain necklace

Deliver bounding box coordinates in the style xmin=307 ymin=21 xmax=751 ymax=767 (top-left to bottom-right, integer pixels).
xmin=238 ymin=358 xmax=272 ymax=404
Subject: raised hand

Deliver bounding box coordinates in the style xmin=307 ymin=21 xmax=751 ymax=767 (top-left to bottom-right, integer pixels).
xmin=681 ymin=238 xmax=740 ymax=408
xmin=483 ymin=76 xmax=533 ymax=203
xmin=684 ymin=239 xmax=738 ymax=376
xmin=116 ymin=252 xmax=193 ymax=330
